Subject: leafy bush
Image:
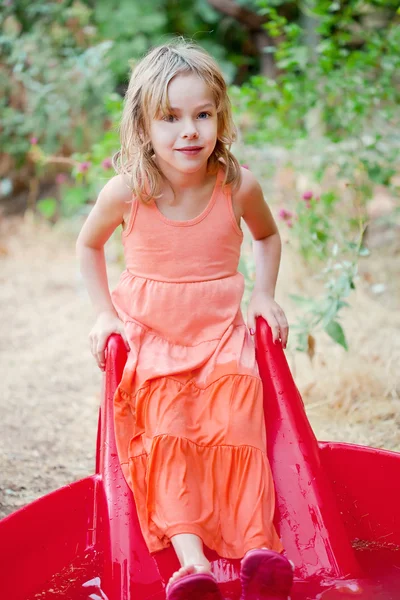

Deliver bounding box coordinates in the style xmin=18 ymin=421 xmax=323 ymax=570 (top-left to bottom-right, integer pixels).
xmin=290 ymin=240 xmax=368 ymax=353
xmin=1 ymin=3 xmax=116 ymax=167
xmin=232 ymin=0 xmax=400 ymax=188
xmin=32 ymin=92 xmax=122 ymax=220
xmin=231 ymin=0 xmax=400 ymax=353
xmin=0 ymin=0 xmax=259 ymax=177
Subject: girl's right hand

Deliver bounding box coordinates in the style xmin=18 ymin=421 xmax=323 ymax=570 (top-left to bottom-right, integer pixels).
xmin=89 ymin=310 xmax=130 ymax=371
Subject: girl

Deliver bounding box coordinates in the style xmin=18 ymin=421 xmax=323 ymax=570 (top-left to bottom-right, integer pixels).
xmin=76 ymin=39 xmax=293 ymax=600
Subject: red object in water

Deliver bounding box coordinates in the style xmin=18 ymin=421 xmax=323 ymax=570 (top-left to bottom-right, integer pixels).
xmin=0 ymin=319 xmax=399 ymax=599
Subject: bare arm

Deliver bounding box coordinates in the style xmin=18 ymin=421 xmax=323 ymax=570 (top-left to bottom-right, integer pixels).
xmin=236 ymin=167 xmax=289 ymax=347
xmin=76 ymin=174 xmax=132 ymax=368
xmin=239 ymin=169 xmax=281 ymax=297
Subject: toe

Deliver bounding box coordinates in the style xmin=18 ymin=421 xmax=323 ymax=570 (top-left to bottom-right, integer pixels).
xmin=167 ymin=564 xmax=213 ymax=593
xmin=167 ymin=565 xmax=197 ymax=591
xmin=179 ymin=566 xmax=196 ymax=578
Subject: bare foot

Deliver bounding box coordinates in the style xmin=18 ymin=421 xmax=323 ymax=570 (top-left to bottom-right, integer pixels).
xmin=167 ymin=563 xmax=212 ymax=593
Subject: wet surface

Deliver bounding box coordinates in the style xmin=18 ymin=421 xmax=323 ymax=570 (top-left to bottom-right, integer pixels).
xmin=290 ymin=543 xmax=400 ymax=600
xmin=24 ymin=542 xmax=400 ymax=600
xmin=26 ymin=551 xmax=108 ymax=600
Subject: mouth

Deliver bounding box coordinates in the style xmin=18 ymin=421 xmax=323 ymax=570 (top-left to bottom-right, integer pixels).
xmin=176 ymin=146 xmax=203 ymax=154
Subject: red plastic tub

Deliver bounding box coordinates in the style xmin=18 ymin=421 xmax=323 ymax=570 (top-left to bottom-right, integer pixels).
xmin=1 ymin=319 xmax=399 ymax=599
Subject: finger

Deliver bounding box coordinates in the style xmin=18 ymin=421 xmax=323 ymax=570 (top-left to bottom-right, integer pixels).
xmin=281 ymin=323 xmax=289 ymax=348
xmin=95 ymin=352 xmax=105 ymax=371
xmin=247 ymin=308 xmax=257 ymax=335
xmin=89 ymin=334 xmax=97 ymax=356
xmin=269 ymin=315 xmax=280 ymax=343
xmin=275 ymin=312 xmax=289 ymax=348
xmin=96 ymin=337 xmax=108 ymax=370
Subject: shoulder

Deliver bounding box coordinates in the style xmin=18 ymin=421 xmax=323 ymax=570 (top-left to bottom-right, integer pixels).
xmin=92 ymin=174 xmax=135 ymax=229
xmin=237 ymin=166 xmax=262 ymax=195
xmin=232 ymin=166 xmax=277 ymax=239
xmin=232 ymin=166 xmax=264 ymax=217
xmin=76 ymin=174 xmax=135 ymax=248
xmin=97 ymin=174 xmax=134 ymax=208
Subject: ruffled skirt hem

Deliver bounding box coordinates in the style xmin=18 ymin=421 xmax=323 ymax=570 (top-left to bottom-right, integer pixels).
xmin=123 ymin=433 xmax=283 ymax=558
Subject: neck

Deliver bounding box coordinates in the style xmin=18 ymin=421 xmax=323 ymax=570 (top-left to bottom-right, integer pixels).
xmin=155 ymin=159 xmax=212 ymax=195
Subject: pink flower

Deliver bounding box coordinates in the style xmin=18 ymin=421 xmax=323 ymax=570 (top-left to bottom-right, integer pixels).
xmin=55 ymin=173 xmax=67 ymax=185
xmin=30 ymin=137 xmax=38 ymax=145
xmin=287 ymin=220 xmax=293 ymax=228
xmin=278 ymin=208 xmax=293 ymax=221
xmin=302 ymin=190 xmax=313 ymax=201
xmin=78 ymin=161 xmax=91 ymax=173
xmin=101 ymin=157 xmax=112 ymax=170
xmin=241 ymin=164 xmax=249 ymax=170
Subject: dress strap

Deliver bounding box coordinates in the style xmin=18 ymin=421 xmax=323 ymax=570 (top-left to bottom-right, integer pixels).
xmin=122 ymin=195 xmax=138 ymax=238
xmin=220 ymin=171 xmax=243 ymax=238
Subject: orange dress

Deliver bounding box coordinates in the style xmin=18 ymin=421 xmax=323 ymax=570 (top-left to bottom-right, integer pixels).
xmin=111 ymin=167 xmax=283 ymax=559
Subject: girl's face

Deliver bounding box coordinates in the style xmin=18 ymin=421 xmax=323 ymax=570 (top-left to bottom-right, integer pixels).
xmin=149 ymin=73 xmax=218 ymax=177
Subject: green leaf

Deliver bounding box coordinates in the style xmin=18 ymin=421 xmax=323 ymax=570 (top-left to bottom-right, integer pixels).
xmin=37 ymin=197 xmax=57 ymax=219
xmin=289 ymin=294 xmax=316 ymax=308
xmin=319 ymin=298 xmax=340 ymax=328
xmin=337 ymin=300 xmax=350 ymax=309
xmin=324 ymin=320 xmax=348 ymax=350
xmin=295 ymin=331 xmax=309 ymax=353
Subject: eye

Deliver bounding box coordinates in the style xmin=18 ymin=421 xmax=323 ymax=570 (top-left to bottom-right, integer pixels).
xmin=162 ymin=114 xmax=177 ymax=123
xmin=198 ymin=112 xmax=211 ymax=119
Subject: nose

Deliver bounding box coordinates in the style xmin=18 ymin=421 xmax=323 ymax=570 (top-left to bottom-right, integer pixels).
xmin=181 ymin=119 xmax=199 ymax=139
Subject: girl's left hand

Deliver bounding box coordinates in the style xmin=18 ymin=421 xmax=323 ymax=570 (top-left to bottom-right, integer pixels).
xmin=247 ymin=291 xmax=289 ymax=349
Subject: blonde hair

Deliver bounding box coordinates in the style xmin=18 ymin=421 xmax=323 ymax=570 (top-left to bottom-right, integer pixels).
xmin=113 ymin=38 xmax=242 ymax=202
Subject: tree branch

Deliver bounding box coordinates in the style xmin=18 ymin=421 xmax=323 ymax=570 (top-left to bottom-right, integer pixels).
xmin=207 ymin=0 xmax=265 ymax=31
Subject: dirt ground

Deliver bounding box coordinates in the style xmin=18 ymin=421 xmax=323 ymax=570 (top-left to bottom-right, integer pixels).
xmin=0 ymin=203 xmax=399 ymax=519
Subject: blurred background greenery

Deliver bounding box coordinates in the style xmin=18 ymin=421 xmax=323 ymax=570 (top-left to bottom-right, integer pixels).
xmin=1 ymin=0 xmax=399 ymax=353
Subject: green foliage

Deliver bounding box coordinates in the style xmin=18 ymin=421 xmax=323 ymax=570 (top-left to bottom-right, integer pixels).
xmin=92 ymin=0 xmax=255 ymax=85
xmin=275 ymin=183 xmax=368 ymax=353
xmin=230 ymin=0 xmax=399 ymax=353
xmin=1 ymin=2 xmax=115 ymax=165
xmin=49 ymin=93 xmax=122 ymax=219
xmin=68 ymin=93 xmax=122 ymax=208
xmin=37 ymin=197 xmax=58 ymax=220
xmin=1 ymin=0 xmax=261 ymax=181
xmin=232 ymin=0 xmax=400 ymax=187
xmin=290 ymin=190 xmax=341 ymax=263
xmin=28 ymin=91 xmax=121 ymax=219
xmin=290 ymin=240 xmax=366 ymax=353
xmin=93 ymin=1 xmax=168 ymax=82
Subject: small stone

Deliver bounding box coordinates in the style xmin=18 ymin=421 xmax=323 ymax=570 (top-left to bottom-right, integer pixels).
xmin=371 ymin=283 xmax=386 ymax=295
